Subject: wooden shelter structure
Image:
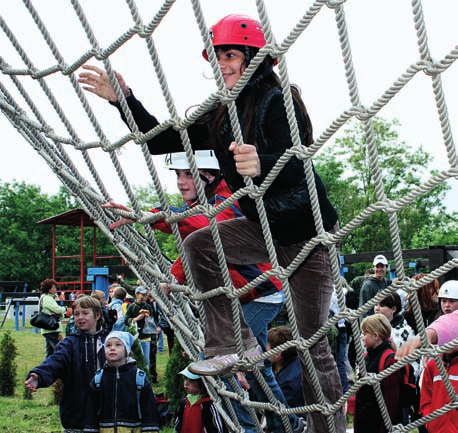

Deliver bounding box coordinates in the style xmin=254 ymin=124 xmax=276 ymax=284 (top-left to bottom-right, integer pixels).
xmin=37 ymin=208 xmax=129 ymax=293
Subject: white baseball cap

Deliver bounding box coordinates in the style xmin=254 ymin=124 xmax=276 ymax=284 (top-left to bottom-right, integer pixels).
xmin=135 ymin=286 xmax=148 ymax=295
xmin=373 ymin=255 xmax=388 ymax=266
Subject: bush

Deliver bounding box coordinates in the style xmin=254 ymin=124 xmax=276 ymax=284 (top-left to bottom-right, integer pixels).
xmin=164 ymin=338 xmax=189 ymax=417
xmin=0 ymin=330 xmax=18 ymax=396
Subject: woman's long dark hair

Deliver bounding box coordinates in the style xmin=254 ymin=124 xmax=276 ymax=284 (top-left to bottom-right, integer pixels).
xmin=204 ymin=46 xmax=313 ymax=153
xmin=202 ymin=169 xmax=224 ymax=200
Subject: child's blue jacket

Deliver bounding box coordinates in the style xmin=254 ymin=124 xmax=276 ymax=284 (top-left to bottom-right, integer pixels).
xmin=27 ymin=328 xmax=109 ymax=430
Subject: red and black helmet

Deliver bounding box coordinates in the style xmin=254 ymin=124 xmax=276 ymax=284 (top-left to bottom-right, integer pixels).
xmin=202 ymin=14 xmax=268 ymax=61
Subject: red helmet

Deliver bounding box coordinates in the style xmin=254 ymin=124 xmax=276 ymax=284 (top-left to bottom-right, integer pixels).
xmin=202 ymin=14 xmax=267 ymax=61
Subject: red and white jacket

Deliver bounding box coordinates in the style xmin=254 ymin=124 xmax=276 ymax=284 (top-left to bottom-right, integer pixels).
xmin=150 ymin=179 xmax=281 ymax=304
xmin=420 ymin=352 xmax=458 ymax=433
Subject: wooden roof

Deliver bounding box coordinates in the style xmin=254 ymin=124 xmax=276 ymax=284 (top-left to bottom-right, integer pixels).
xmin=36 ymin=208 xmax=96 ymax=227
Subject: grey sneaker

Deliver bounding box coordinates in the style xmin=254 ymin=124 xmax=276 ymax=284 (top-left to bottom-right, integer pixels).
xmin=291 ymin=417 xmax=306 ymax=433
xmin=188 ymin=345 xmax=263 ymax=376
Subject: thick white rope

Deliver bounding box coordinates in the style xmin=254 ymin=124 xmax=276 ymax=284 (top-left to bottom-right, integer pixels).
xmin=1 ymin=1 xmax=458 ymax=432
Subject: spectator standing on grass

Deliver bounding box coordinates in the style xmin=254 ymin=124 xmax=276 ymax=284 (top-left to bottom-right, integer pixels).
xmin=397 ymin=281 xmax=458 ymax=358
xmin=359 ymin=255 xmax=391 ymax=319
xmin=84 ymin=330 xmax=160 ymax=433
xmin=354 ymin=314 xmax=403 ymax=433
xmin=329 ymin=281 xmax=351 ymax=393
xmin=175 ymin=367 xmax=227 ymax=433
xmin=91 ymin=290 xmax=116 ymax=331
xmin=419 ymin=341 xmax=458 ymax=433
xmin=145 ymin=291 xmax=162 ymax=384
xmin=25 ymin=296 xmax=109 ymax=433
xmin=267 ymin=326 xmax=306 ymax=414
xmin=38 ymin=278 xmax=67 ymax=358
xmin=109 ymin=286 xmax=128 ymax=331
xmin=125 ymin=286 xmax=154 ymax=372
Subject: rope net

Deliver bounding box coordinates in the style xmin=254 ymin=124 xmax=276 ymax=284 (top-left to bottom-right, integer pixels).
xmin=1 ymin=1 xmax=457 ymax=432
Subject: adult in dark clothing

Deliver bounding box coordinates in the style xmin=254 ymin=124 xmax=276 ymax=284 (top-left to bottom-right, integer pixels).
xmin=145 ymin=292 xmax=162 ymax=384
xmin=125 ymin=286 xmax=155 ymax=370
xmin=359 ymin=255 xmax=392 ymax=319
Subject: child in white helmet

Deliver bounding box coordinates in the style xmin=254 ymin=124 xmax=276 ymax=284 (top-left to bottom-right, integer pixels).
xmin=438 ymin=279 xmax=458 ymax=315
xmin=397 ymin=280 xmax=458 ymax=359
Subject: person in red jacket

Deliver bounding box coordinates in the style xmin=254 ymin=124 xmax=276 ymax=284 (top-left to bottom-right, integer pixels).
xmin=103 ymin=150 xmax=282 ymax=302
xmin=175 ymin=367 xmax=226 ymax=433
xmin=102 ymin=151 xmax=303 ymax=433
xmin=419 ymin=345 xmax=458 ymax=433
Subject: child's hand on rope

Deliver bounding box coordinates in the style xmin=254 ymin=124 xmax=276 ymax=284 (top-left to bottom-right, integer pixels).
xmin=102 ymin=201 xmax=135 ymax=230
xmin=160 ymin=283 xmax=172 ymax=296
xmin=229 ymin=142 xmax=261 ymax=178
xmin=78 ymin=65 xmax=129 ymax=102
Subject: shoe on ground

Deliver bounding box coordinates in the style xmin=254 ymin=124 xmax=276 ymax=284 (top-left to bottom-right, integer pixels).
xmin=188 ymin=345 xmax=263 ymax=376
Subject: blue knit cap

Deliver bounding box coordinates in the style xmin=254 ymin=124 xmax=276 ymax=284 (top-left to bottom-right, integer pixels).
xmin=106 ymin=331 xmax=135 ymax=355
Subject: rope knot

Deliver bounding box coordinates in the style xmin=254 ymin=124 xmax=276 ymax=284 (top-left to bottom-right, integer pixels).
xmin=136 ymin=24 xmax=149 ymax=39
xmin=354 ymin=107 xmax=370 ymax=121
xmin=326 ymin=0 xmax=346 ymax=9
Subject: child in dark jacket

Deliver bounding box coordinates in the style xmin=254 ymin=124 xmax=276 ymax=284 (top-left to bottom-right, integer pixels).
xmin=25 ymin=296 xmax=109 ymax=432
xmin=84 ymin=331 xmax=160 ymax=433
xmin=268 ymin=326 xmax=306 ymax=413
xmin=175 ymin=367 xmax=226 ymax=433
xmin=354 ymin=314 xmax=403 ymax=433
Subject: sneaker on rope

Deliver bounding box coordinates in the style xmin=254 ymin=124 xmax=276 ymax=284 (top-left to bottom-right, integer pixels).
xmin=188 ymin=345 xmax=263 ymax=376
xmin=291 ymin=416 xmax=306 ymax=433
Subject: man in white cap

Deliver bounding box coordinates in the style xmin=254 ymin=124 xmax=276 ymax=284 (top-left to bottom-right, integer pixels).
xmin=359 ymin=254 xmax=391 ymax=319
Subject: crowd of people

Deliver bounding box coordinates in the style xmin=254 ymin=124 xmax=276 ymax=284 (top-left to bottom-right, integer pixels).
xmin=24 ymin=12 xmax=458 ymax=433
xmin=26 ymin=271 xmax=458 ymax=433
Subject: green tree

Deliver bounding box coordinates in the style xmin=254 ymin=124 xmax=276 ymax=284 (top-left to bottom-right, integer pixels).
xmin=164 ymin=338 xmax=190 ymax=419
xmin=132 ymin=185 xmax=183 ymax=262
xmin=0 ymin=181 xmax=122 ymax=291
xmin=0 ymin=330 xmax=18 ymax=396
xmin=0 ymin=182 xmax=75 ymax=289
xmin=315 ymin=117 xmax=456 ymax=253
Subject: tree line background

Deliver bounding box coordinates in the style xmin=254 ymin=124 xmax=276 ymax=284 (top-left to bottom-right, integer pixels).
xmin=0 ymin=117 xmax=456 ymax=291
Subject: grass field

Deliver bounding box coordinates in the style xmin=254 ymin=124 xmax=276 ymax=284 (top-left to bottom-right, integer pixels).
xmin=0 ymin=320 xmax=174 ymax=433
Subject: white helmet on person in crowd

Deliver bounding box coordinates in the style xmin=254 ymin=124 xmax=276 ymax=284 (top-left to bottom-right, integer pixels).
xmin=165 ymin=150 xmax=220 ymax=170
xmin=438 ymin=280 xmax=458 ymax=300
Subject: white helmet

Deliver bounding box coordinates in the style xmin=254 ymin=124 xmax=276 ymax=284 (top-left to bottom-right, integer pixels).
xmin=438 ymin=280 xmax=458 ymax=300
xmin=166 ymin=150 xmax=219 ymax=170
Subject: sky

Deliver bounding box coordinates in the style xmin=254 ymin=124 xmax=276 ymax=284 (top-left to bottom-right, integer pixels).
xmin=1 ymin=0 xmax=457 ymax=211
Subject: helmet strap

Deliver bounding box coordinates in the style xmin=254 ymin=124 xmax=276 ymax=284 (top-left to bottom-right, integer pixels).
xmin=244 ymin=46 xmax=252 ymax=65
